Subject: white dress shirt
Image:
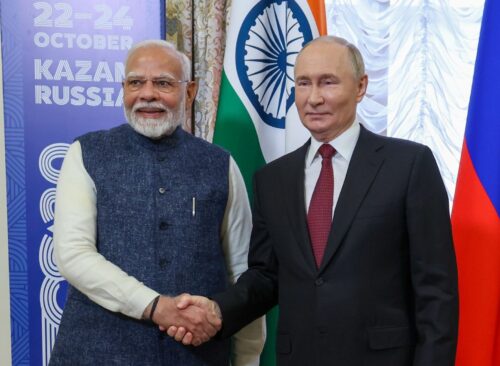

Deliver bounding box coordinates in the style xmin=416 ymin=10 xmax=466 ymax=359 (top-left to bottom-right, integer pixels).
xmin=304 ymin=121 xmax=361 ymax=216
xmin=53 ymin=141 xmax=264 ymax=366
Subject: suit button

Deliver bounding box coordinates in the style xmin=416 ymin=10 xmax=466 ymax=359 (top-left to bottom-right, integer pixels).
xmin=159 ymin=258 xmax=168 ymax=269
xmin=315 ymin=278 xmax=324 ymax=286
xmin=159 ymin=221 xmax=168 ymax=230
xmin=158 ymin=187 xmax=166 ymax=194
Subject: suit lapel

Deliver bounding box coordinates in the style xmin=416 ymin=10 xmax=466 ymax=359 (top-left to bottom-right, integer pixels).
xmin=319 ymin=126 xmax=385 ymax=273
xmin=281 ymin=141 xmax=318 ymax=271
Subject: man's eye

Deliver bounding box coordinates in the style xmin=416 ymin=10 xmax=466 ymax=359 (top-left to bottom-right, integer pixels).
xmin=322 ymin=79 xmax=337 ymax=86
xmin=156 ymin=80 xmax=172 ymax=88
xmin=128 ymin=79 xmax=143 ymax=86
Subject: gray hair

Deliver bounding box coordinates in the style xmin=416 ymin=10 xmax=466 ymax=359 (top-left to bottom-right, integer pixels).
xmin=299 ymin=35 xmax=365 ymax=80
xmin=125 ymin=39 xmax=191 ymax=80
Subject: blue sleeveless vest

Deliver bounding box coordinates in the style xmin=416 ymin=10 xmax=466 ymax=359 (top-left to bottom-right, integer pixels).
xmin=50 ymin=125 xmax=231 ymax=366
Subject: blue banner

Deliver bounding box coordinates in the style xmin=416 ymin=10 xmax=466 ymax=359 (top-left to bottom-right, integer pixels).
xmin=0 ymin=1 xmax=163 ymax=364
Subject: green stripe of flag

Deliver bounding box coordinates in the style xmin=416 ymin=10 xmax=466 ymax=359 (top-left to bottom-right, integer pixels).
xmin=213 ymin=71 xmax=265 ymax=196
xmin=213 ymin=71 xmax=279 ymax=366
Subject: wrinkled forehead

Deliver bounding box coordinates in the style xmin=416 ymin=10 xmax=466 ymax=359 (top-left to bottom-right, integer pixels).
xmin=125 ymin=46 xmax=183 ymax=78
xmin=294 ymin=42 xmax=351 ymax=78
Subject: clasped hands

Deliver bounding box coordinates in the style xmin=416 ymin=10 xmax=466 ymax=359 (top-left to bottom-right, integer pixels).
xmin=149 ymin=294 xmax=221 ymax=346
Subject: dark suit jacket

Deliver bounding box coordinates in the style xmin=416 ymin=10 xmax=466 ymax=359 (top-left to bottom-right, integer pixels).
xmin=213 ymin=126 xmax=458 ymax=366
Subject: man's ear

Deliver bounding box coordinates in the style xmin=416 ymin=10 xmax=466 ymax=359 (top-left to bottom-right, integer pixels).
xmin=186 ymin=81 xmax=198 ymax=109
xmin=356 ymin=74 xmax=368 ymax=102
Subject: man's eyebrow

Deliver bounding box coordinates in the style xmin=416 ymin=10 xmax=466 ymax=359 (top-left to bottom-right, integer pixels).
xmin=295 ymin=73 xmax=338 ymax=80
xmin=124 ymin=72 xmax=176 ymax=79
xmin=295 ymin=75 xmax=310 ymax=81
xmin=125 ymin=72 xmax=142 ymax=78
xmin=155 ymin=72 xmax=176 ymax=79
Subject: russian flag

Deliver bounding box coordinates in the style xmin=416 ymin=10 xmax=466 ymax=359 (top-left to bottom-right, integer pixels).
xmin=452 ymin=0 xmax=500 ymax=365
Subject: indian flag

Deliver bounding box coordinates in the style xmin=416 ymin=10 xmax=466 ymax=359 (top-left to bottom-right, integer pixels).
xmin=213 ymin=1 xmax=326 ymax=364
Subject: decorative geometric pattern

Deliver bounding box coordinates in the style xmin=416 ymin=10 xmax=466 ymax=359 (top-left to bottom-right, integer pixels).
xmin=2 ymin=5 xmax=30 ymax=365
xmin=38 ymin=144 xmax=69 ymax=185
xmin=39 ymin=189 xmax=56 ymax=226
xmin=39 ymin=234 xmax=64 ymax=366
xmin=39 ymin=143 xmax=69 ymax=366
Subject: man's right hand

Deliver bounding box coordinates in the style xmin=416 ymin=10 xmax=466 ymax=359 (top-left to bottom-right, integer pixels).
xmin=162 ymin=294 xmax=223 ymax=346
xmin=150 ymin=294 xmax=221 ymax=346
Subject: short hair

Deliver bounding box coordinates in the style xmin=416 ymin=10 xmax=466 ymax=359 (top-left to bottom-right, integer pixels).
xmin=298 ymin=35 xmax=365 ymax=80
xmin=125 ymin=39 xmax=191 ymax=80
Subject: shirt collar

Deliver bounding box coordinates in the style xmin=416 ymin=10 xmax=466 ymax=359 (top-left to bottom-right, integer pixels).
xmin=305 ymin=120 xmax=361 ymax=167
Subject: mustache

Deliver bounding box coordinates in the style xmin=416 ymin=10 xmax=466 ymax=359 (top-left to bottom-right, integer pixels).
xmin=131 ymin=102 xmax=167 ymax=112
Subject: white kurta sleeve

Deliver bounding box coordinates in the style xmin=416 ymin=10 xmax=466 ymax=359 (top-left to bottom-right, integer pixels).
xmin=53 ymin=141 xmax=158 ymax=319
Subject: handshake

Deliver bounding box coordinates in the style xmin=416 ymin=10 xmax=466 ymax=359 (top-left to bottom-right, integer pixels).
xmin=145 ymin=294 xmax=222 ymax=346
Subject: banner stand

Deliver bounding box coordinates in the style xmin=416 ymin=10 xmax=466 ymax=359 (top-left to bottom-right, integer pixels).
xmin=0 ymin=1 xmax=163 ymax=364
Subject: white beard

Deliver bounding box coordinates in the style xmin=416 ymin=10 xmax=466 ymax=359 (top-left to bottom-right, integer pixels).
xmin=125 ymin=99 xmax=185 ymax=139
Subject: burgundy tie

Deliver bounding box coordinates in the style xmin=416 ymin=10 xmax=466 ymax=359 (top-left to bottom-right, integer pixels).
xmin=308 ymin=144 xmax=335 ymax=267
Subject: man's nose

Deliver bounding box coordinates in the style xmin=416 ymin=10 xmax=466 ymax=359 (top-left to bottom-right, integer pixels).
xmin=139 ymin=80 xmax=159 ymax=100
xmin=307 ymin=85 xmax=324 ymax=106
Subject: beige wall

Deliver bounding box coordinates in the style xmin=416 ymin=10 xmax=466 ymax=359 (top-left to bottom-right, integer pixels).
xmin=0 ymin=30 xmax=13 ymax=366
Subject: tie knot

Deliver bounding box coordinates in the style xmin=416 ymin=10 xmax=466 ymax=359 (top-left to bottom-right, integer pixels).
xmin=318 ymin=144 xmax=335 ymax=160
